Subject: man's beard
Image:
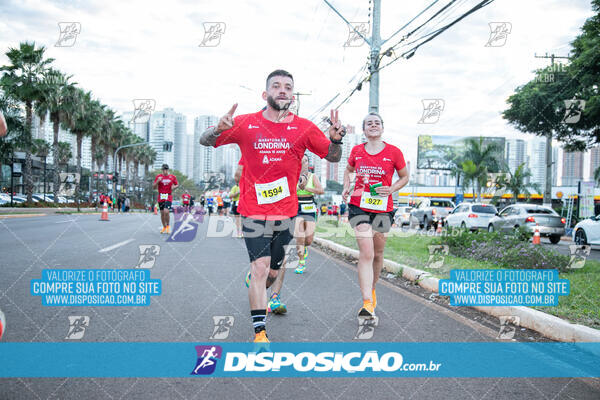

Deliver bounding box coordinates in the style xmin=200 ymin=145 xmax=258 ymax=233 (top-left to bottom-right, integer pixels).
xmin=267 ymin=95 xmax=291 ymax=112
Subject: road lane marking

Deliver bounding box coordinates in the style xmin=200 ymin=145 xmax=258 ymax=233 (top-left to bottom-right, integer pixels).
xmin=98 ymin=238 xmax=135 ymax=253
xmin=55 ymin=219 xmax=77 ymax=224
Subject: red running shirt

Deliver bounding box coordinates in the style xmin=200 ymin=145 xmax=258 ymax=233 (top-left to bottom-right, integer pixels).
xmin=348 ymin=142 xmax=406 ymax=213
xmin=154 ymin=174 xmax=178 ymax=202
xmin=216 ymin=111 xmax=331 ymax=220
xmin=182 ymin=194 xmax=191 ymax=205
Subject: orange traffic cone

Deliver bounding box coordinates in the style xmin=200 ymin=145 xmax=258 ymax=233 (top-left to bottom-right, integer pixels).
xmin=100 ymin=202 xmax=109 ymax=221
xmin=153 ymin=205 xmax=158 ymax=215
xmin=532 ymin=223 xmax=540 ymax=245
xmin=436 ymin=220 xmax=443 ymax=234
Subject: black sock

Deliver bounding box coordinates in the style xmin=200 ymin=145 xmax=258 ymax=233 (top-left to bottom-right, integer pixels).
xmin=251 ymin=309 xmax=266 ymax=334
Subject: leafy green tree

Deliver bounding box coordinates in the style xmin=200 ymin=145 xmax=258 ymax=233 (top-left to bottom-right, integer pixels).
xmin=0 ymin=42 xmax=54 ymax=202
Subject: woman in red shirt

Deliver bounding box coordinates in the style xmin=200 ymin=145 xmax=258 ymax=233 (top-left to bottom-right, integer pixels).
xmin=342 ymin=112 xmax=409 ymax=319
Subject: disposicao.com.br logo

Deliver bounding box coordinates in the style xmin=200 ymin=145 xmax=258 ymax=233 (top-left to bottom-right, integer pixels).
xmin=190 ymin=343 xmax=442 ymax=377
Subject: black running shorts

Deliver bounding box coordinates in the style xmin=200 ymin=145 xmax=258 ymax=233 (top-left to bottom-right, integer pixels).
xmin=348 ymin=204 xmax=394 ymax=233
xmin=242 ymin=217 xmax=294 ymax=270
xmin=158 ymin=201 xmax=172 ymax=210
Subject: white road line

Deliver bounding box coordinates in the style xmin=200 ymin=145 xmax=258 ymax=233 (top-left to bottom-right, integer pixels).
xmin=98 ymin=238 xmax=135 ymax=253
xmin=55 ymin=219 xmax=77 ymax=224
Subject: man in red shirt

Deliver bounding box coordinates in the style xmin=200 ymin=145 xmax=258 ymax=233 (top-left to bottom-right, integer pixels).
xmin=182 ymin=190 xmax=192 ymax=212
xmin=153 ymin=164 xmax=179 ymax=234
xmin=200 ymin=69 xmax=344 ymax=343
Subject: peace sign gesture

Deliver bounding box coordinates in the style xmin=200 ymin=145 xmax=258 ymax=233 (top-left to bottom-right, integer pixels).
xmin=216 ymin=103 xmax=238 ymax=134
xmin=328 ymin=109 xmax=345 ymax=142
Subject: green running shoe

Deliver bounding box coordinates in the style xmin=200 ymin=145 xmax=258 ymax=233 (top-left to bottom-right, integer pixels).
xmin=268 ymin=293 xmax=287 ymax=314
xmin=295 ymin=261 xmax=306 ymax=274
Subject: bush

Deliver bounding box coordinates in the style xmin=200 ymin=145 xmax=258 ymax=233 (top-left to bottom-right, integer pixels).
xmin=436 ymin=228 xmax=571 ymax=272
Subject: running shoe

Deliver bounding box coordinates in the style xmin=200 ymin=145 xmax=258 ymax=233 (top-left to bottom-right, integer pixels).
xmin=268 ymin=293 xmax=287 ymax=314
xmin=372 ymin=289 xmax=377 ymax=309
xmin=294 ymin=261 xmax=306 ymax=274
xmin=245 ymin=271 xmax=251 ymax=288
xmin=358 ymin=301 xmax=376 ymax=319
xmin=254 ymin=330 xmax=270 ymax=343
xmin=165 ymin=225 xmax=170 ymax=234
xmin=160 ymin=226 xmax=166 ymax=234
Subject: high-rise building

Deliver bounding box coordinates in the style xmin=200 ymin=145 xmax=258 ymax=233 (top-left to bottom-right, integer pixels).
xmin=505 ymin=139 xmax=527 ymax=174
xmin=173 ymin=113 xmax=187 ymax=174
xmin=31 ymin=111 xmax=91 ymax=170
xmin=149 ymin=108 xmax=177 ymax=170
xmin=562 ymin=150 xmax=584 ymax=186
xmin=185 ymin=134 xmax=195 ymax=179
xmin=590 ymin=146 xmax=600 ymax=179
xmin=193 ymin=115 xmax=219 ymax=184
xmin=121 ymin=111 xmax=150 ymax=141
xmin=528 ymin=137 xmax=547 ymax=188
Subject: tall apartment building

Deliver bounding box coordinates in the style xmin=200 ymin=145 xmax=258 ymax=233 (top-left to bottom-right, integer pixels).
xmin=193 ymin=115 xmax=219 ymax=184
xmin=562 ymin=150 xmax=584 ymax=186
xmin=149 ymin=108 xmax=177 ymax=170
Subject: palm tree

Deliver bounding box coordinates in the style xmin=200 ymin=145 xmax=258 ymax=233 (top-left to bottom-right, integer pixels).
xmin=0 ymin=42 xmax=54 ymax=202
xmin=31 ymin=138 xmax=51 ymax=200
xmin=63 ymin=88 xmax=97 ymax=210
xmin=495 ymin=163 xmax=541 ymax=203
xmin=35 ymin=68 xmax=75 ymax=203
xmin=455 ymin=137 xmax=503 ymax=200
xmin=56 ymin=141 xmax=72 ymax=171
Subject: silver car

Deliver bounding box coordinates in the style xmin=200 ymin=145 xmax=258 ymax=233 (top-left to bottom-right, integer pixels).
xmin=394 ymin=206 xmax=413 ymax=226
xmin=410 ymin=198 xmax=455 ymax=230
xmin=445 ymin=203 xmax=497 ymax=231
xmin=487 ymin=204 xmax=566 ymax=244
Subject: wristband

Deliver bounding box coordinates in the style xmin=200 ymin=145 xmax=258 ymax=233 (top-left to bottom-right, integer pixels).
xmin=331 ymin=138 xmax=343 ymax=145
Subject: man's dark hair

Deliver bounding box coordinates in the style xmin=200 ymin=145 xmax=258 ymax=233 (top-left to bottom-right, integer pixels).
xmin=362 ymin=112 xmax=384 ymax=130
xmin=266 ymin=69 xmax=294 ymax=89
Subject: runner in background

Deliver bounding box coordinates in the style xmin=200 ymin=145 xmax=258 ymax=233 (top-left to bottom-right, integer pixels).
xmin=216 ymin=193 xmax=224 ymax=215
xmin=340 ymin=201 xmax=347 ymax=223
xmin=182 ymin=190 xmax=192 ymax=212
xmin=153 ymin=164 xmax=179 ymax=234
xmin=230 ymin=164 xmax=242 ymax=237
xmin=223 ymin=190 xmax=231 ymax=217
xmin=294 ymin=154 xmax=324 ymax=274
xmin=342 ymin=112 xmax=408 ymax=319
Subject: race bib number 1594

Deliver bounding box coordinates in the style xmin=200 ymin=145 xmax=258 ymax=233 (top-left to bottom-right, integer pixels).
xmin=255 ymin=177 xmax=290 ymax=205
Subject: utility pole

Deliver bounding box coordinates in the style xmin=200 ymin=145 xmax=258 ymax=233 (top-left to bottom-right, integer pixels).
xmin=323 ymin=0 xmax=381 ymax=112
xmin=292 ymin=92 xmax=311 ymax=115
xmin=534 ymin=52 xmax=569 ymax=206
xmin=369 ymin=0 xmax=381 ymax=113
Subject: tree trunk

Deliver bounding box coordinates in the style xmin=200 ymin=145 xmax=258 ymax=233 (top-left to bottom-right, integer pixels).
xmin=24 ymin=101 xmax=33 ymax=203
xmin=52 ymin=115 xmax=60 ymax=204
xmin=76 ymin=133 xmax=82 ymax=212
xmin=90 ymin=137 xmax=96 ymax=202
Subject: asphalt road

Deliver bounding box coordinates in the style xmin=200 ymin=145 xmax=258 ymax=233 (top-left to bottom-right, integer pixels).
xmin=1 ymin=213 xmax=599 ymax=399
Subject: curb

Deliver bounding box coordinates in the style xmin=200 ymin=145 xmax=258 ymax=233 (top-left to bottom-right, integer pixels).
xmin=0 ymin=213 xmax=47 ymax=219
xmin=314 ymin=237 xmax=600 ymax=342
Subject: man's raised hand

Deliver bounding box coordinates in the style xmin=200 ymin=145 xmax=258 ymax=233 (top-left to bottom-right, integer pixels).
xmin=216 ymin=103 xmax=238 ymax=134
xmin=328 ymin=109 xmax=345 ymax=141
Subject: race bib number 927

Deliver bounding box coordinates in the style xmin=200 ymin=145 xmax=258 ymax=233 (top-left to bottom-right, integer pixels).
xmin=360 ymin=192 xmax=388 ymax=211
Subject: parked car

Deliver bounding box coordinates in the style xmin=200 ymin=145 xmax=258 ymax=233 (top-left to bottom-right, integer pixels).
xmin=410 ymin=198 xmax=455 ymax=230
xmin=445 ymin=203 xmax=497 ymax=231
xmin=393 ymin=206 xmax=413 ymax=226
xmin=572 ymin=215 xmax=600 ymax=245
xmin=487 ymin=204 xmax=566 ymax=244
